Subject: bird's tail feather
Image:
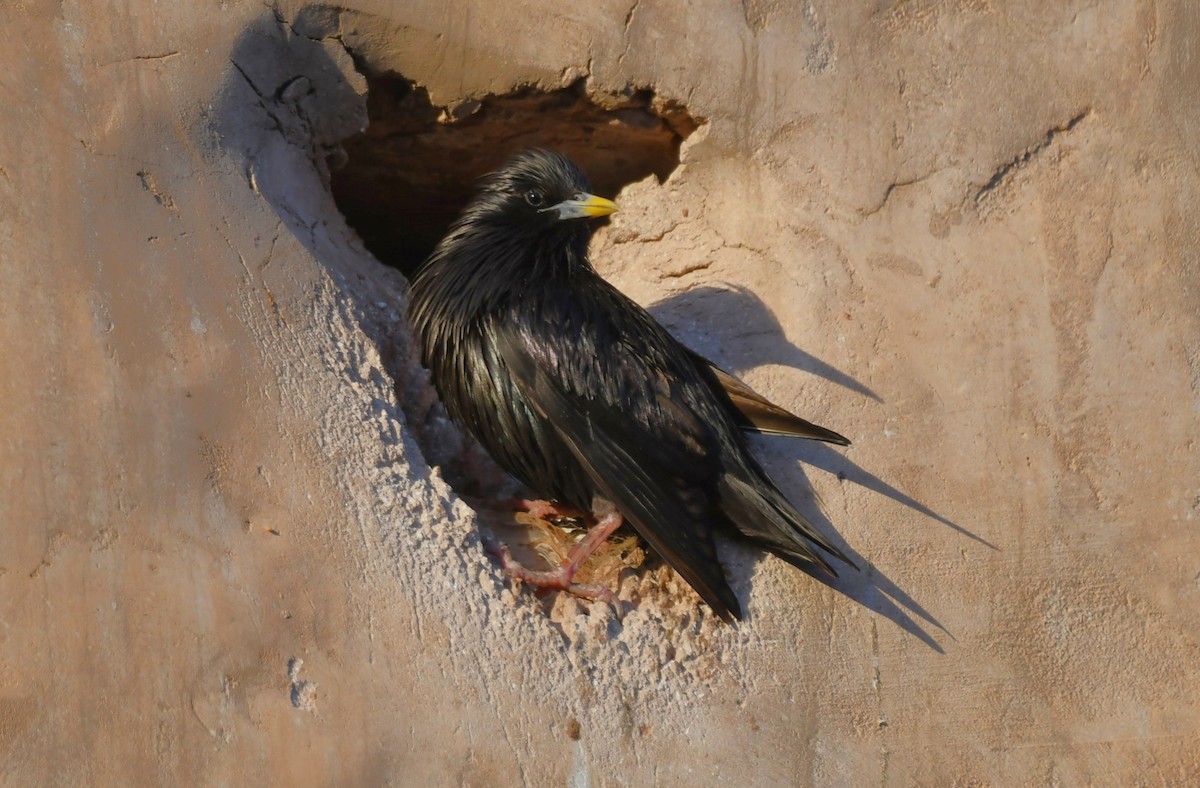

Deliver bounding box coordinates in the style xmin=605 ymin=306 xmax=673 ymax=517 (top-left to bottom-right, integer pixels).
xmin=719 ymin=474 xmax=856 ymax=575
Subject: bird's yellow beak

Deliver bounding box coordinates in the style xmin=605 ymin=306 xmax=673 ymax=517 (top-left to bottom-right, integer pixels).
xmin=546 ymin=192 xmax=619 ymax=220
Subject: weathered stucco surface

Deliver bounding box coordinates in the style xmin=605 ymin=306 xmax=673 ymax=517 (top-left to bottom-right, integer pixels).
xmin=2 ymin=0 xmax=1198 ymax=784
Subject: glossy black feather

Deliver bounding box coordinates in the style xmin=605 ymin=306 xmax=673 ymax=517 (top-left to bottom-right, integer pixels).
xmin=409 ymin=149 xmax=854 ymax=621
xmin=694 ymin=352 xmax=852 ymax=445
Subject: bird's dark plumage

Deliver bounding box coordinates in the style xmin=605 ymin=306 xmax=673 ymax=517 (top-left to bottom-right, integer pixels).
xmin=409 ymin=149 xmax=854 ymax=622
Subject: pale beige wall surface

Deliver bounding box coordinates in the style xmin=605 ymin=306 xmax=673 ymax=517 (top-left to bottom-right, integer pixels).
xmin=2 ymin=1 xmax=1198 ymax=784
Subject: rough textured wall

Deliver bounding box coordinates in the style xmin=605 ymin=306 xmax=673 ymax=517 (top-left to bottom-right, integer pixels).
xmin=2 ymin=0 xmax=1198 ymax=784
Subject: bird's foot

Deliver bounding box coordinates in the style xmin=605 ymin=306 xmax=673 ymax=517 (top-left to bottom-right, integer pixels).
xmin=485 ymin=510 xmax=624 ymax=606
xmin=487 ymin=542 xmax=615 ymax=603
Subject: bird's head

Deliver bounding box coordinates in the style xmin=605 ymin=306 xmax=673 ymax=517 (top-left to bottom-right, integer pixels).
xmin=471 ymin=149 xmax=618 ymax=234
xmin=416 ymin=150 xmax=619 ymax=292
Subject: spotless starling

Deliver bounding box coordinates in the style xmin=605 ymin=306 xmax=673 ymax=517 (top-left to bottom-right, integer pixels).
xmin=409 ymin=149 xmax=854 ymax=622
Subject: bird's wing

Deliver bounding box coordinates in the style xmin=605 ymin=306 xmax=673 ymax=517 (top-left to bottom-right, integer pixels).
xmin=685 ymin=349 xmax=851 ymax=445
xmin=492 ymin=317 xmax=743 ymax=622
xmin=676 ymin=352 xmax=855 ymax=574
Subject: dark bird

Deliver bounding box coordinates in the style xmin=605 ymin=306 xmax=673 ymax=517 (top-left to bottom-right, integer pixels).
xmin=409 ymin=149 xmax=854 ymax=622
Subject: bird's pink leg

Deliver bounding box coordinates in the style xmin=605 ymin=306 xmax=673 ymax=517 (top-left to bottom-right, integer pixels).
xmin=487 ymin=510 xmax=624 ymax=603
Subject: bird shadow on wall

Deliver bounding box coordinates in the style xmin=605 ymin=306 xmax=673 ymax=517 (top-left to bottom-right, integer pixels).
xmin=651 ymin=285 xmax=996 ymax=652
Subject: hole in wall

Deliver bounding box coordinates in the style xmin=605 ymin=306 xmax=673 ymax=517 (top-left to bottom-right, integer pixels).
xmin=325 ymin=64 xmax=708 ymax=619
xmin=330 ymin=72 xmax=701 ymax=276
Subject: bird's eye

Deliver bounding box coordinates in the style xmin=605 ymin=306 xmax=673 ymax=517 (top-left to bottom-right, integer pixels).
xmin=525 ymin=190 xmax=545 ymax=208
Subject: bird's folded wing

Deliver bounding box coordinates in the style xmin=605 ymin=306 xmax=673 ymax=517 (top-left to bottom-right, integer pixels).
xmin=494 ymin=322 xmax=742 ymax=622
xmin=687 ymin=350 xmax=851 ymax=445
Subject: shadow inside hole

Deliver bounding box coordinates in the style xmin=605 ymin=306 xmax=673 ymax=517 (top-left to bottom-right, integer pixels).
xmin=331 ymin=72 xmax=700 ymax=276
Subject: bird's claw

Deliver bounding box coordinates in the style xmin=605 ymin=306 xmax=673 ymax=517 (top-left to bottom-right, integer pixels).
xmin=484 ymin=539 xmax=616 ymax=608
